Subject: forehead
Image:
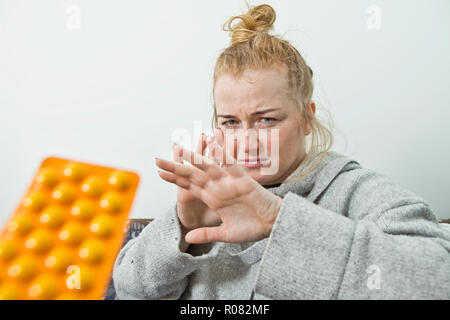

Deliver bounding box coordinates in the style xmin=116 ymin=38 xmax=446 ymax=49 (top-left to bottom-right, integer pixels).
xmin=214 ymin=66 xmax=291 ymax=113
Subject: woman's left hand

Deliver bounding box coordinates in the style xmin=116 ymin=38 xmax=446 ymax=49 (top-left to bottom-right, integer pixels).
xmin=155 ymin=128 xmax=283 ymax=244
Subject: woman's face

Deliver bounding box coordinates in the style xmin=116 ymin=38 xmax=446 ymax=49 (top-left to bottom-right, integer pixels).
xmin=214 ymin=65 xmax=314 ymax=185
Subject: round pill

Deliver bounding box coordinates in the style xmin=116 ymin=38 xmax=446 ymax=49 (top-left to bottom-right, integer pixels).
xmin=58 ymin=222 xmax=85 ymax=246
xmin=35 ymin=168 xmax=59 ymax=189
xmin=0 ymin=283 xmax=22 ymax=300
xmin=65 ymin=265 xmax=94 ymax=291
xmin=25 ymin=229 xmax=53 ymax=254
xmin=81 ymin=176 xmax=105 ymax=198
xmin=28 ymin=274 xmax=59 ymax=299
xmin=22 ymin=191 xmax=47 ymax=212
xmin=99 ymin=191 xmax=123 ymax=213
xmin=63 ymin=163 xmax=85 ymax=182
xmin=78 ymin=239 xmax=105 ymax=264
xmin=89 ymin=214 xmax=115 ymax=237
xmin=6 ymin=213 xmax=34 ymax=236
xmin=0 ymin=239 xmax=19 ymax=261
xmin=52 ymin=183 xmax=76 ymax=205
xmin=8 ymin=254 xmax=38 ymax=281
xmin=39 ymin=205 xmax=66 ymax=229
xmin=108 ymin=171 xmax=131 ymax=191
xmin=70 ymin=199 xmax=95 ymax=221
xmin=45 ymin=247 xmax=74 ymax=273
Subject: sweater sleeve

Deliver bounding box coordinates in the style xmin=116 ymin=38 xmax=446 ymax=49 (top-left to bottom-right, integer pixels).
xmin=112 ymin=201 xmax=216 ymax=300
xmin=253 ymin=170 xmax=450 ymax=300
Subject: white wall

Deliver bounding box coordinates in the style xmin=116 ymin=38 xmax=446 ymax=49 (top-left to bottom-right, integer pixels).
xmin=0 ymin=0 xmax=449 ymax=227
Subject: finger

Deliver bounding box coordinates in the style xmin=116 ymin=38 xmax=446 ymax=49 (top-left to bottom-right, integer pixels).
xmin=200 ymin=137 xmax=225 ymax=181
xmin=195 ymin=133 xmax=207 ymax=156
xmin=214 ymin=128 xmax=224 ymax=147
xmin=155 ymin=157 xmax=209 ymax=187
xmin=211 ymin=128 xmax=225 ymax=161
xmin=176 ymin=142 xmax=217 ymax=171
xmin=205 ymin=135 xmax=219 ymax=164
xmin=214 ymin=128 xmax=236 ymax=166
xmin=220 ymin=130 xmax=239 ymax=160
xmin=179 ymin=142 xmax=224 ymax=180
xmin=157 ymin=170 xmax=190 ymax=189
xmin=207 ymin=139 xmax=237 ymax=167
xmin=157 ymin=170 xmax=204 ymax=198
xmin=232 ymin=136 xmax=238 ymax=160
xmin=156 ymin=156 xmax=191 ymax=177
xmin=208 ymin=140 xmax=246 ymax=178
xmin=185 ymin=226 xmax=228 ymax=244
xmin=173 ymin=143 xmax=183 ymax=164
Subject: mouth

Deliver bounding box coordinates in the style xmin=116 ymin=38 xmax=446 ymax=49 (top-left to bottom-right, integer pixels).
xmin=237 ymin=159 xmax=271 ymax=168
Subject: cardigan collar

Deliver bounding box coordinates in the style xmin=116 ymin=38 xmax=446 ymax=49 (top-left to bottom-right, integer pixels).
xmin=226 ymin=150 xmax=361 ymax=264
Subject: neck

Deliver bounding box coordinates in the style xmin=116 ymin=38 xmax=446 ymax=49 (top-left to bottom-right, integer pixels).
xmin=263 ymin=152 xmax=307 ymax=186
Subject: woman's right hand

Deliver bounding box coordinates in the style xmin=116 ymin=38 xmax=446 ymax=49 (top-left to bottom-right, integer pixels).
xmin=173 ymin=133 xmax=221 ymax=232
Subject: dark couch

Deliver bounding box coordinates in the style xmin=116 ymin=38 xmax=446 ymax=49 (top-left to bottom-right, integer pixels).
xmin=104 ymin=218 xmax=153 ymax=300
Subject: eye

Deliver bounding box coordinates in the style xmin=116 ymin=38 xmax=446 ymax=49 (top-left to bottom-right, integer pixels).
xmin=222 ymin=119 xmax=239 ymax=126
xmin=259 ymin=117 xmax=275 ymax=124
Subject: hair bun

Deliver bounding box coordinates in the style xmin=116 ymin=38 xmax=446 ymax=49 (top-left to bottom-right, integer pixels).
xmin=223 ymin=4 xmax=276 ymax=45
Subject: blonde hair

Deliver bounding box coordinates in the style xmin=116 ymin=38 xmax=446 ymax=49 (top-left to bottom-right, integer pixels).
xmin=211 ymin=2 xmax=335 ymax=181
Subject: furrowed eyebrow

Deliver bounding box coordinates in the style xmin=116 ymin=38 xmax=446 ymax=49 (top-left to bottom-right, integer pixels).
xmin=217 ymin=108 xmax=280 ymax=118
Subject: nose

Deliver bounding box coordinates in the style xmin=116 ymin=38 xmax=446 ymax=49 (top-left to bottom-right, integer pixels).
xmin=239 ymin=129 xmax=261 ymax=159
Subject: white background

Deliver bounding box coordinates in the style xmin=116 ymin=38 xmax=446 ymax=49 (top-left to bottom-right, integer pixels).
xmin=0 ymin=0 xmax=449 ymax=226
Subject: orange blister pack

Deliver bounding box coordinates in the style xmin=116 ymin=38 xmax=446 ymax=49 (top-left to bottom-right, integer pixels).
xmin=0 ymin=157 xmax=140 ymax=299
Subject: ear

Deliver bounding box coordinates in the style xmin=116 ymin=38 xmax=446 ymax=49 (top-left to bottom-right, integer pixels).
xmin=304 ymin=101 xmax=316 ymax=136
xmin=310 ymin=101 xmax=316 ymax=115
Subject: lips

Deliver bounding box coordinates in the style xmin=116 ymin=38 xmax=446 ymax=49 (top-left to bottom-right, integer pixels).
xmin=238 ymin=158 xmax=263 ymax=162
xmin=237 ymin=158 xmax=270 ymax=168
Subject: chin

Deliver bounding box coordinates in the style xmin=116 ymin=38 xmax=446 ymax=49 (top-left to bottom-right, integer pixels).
xmin=247 ymin=171 xmax=277 ymax=185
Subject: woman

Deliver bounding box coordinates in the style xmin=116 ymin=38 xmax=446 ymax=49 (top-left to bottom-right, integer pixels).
xmin=112 ymin=4 xmax=450 ymax=299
